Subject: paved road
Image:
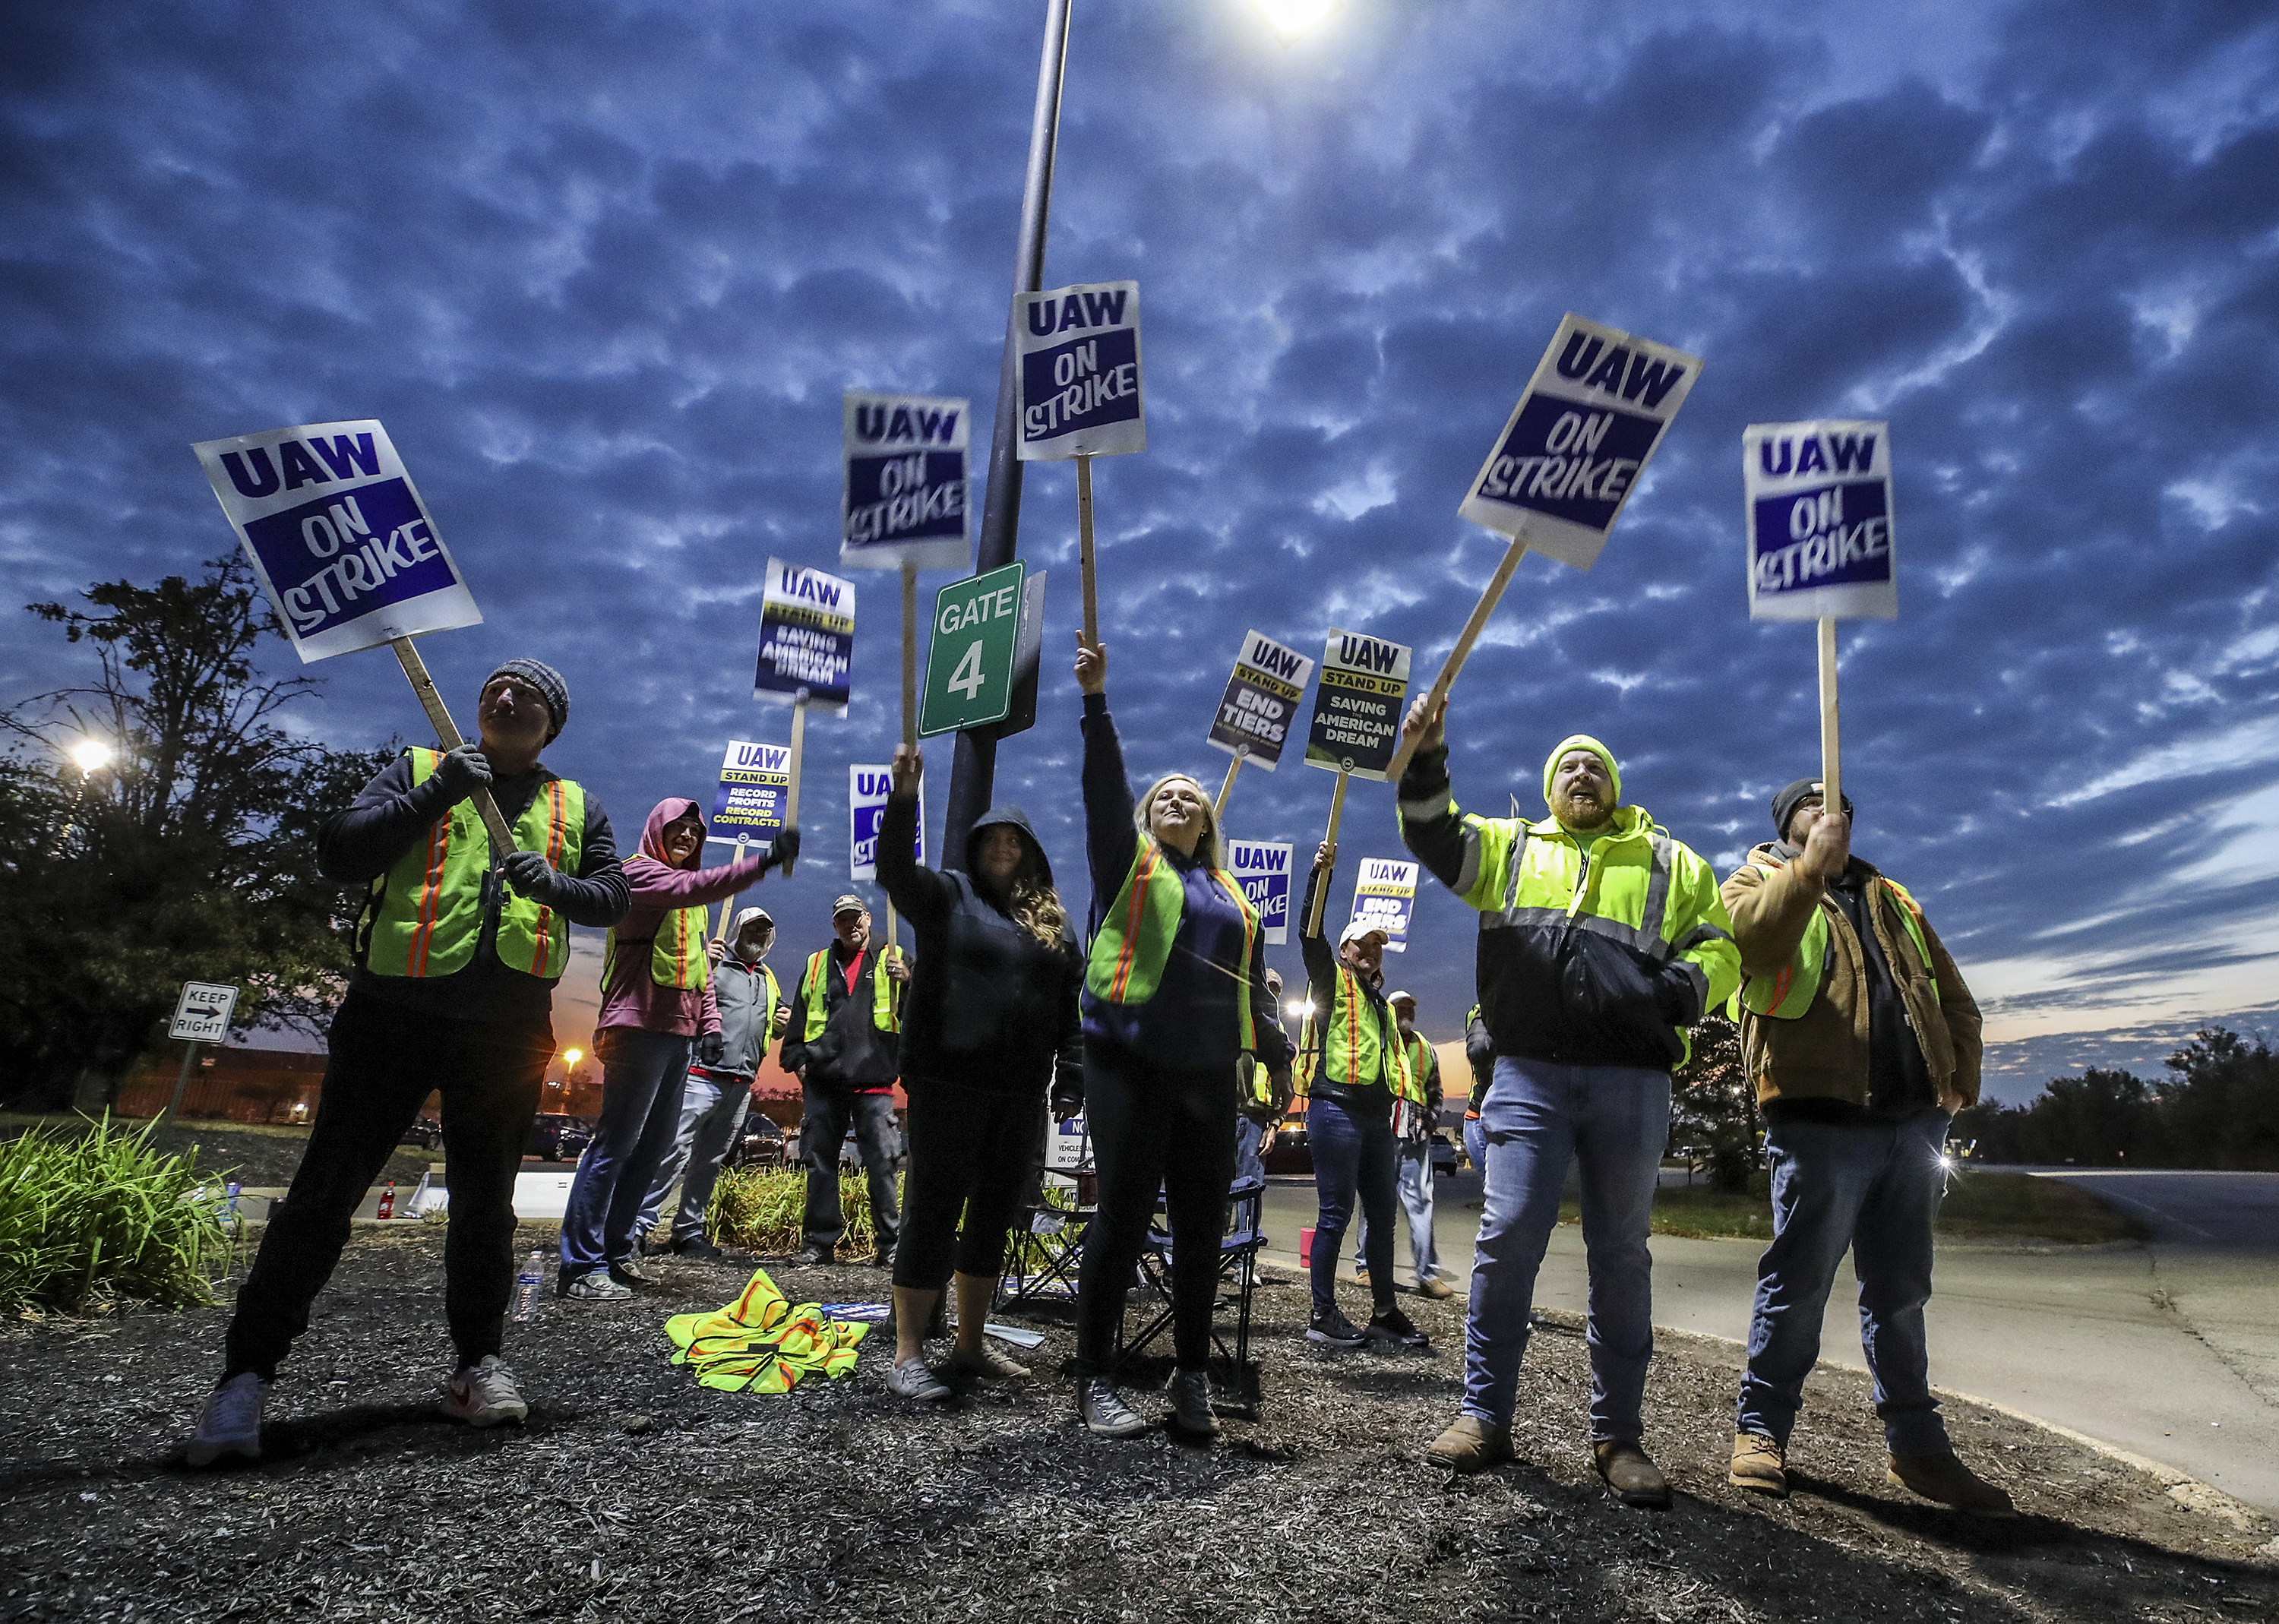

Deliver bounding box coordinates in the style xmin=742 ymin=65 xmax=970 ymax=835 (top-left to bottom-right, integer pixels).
xmin=1260 ymin=1167 xmax=2279 ymax=1512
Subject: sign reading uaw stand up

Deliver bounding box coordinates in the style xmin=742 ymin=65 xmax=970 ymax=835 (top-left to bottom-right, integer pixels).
xmin=1743 ymin=420 xmax=1895 ymax=621
xmin=1209 ymin=630 xmax=1313 ymax=770
xmin=754 ymin=559 xmax=855 ymax=710
xmin=192 ymin=419 xmax=480 ymax=661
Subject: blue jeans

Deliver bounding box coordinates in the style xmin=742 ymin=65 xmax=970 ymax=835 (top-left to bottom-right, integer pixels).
xmin=1307 ymin=1096 xmax=1399 ymax=1314
xmin=1234 ymin=1115 xmax=1266 ymax=1190
xmin=1463 ymin=1117 xmax=1487 ymax=1193
xmin=1352 ymin=1139 xmax=1441 ymax=1285
xmin=561 ymin=1028 xmax=692 ymax=1278
xmin=1737 ymin=1107 xmax=1952 ymax=1453
xmin=1465 ymin=1056 xmax=1671 ymax=1439
xmin=634 ymin=1068 xmax=751 ymax=1246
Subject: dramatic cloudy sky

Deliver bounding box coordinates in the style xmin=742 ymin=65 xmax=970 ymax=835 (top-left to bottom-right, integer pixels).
xmin=4 ymin=0 xmax=2274 ymax=1099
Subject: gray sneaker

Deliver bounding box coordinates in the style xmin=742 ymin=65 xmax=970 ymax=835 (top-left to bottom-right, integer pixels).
xmin=438 ymin=1355 xmax=529 ymax=1427
xmin=1168 ymin=1369 xmax=1219 ymax=1439
xmin=887 ymin=1357 xmax=951 ymax=1401
xmin=1077 ymin=1378 xmax=1149 ymax=1439
xmin=185 ymin=1372 xmax=266 ymax=1467
xmin=562 ymin=1270 xmax=633 ymax=1300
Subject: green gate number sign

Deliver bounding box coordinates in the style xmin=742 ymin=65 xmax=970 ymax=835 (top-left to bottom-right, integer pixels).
xmin=920 ymin=561 xmax=1026 ymax=737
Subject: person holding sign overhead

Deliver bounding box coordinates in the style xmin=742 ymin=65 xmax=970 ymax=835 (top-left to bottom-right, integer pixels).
xmin=559 ymin=799 xmax=796 ymax=1300
xmin=1072 ymin=632 xmax=1294 ymax=1440
xmin=873 ymin=743 xmax=1084 ymax=1402
xmin=188 ymin=660 xmax=627 ymax=1465
xmin=1294 ymin=842 xmax=1428 ymax=1352
xmin=1721 ymin=781 xmax=2006 ymax=1514
xmin=1396 ymin=700 xmax=1737 ymax=1506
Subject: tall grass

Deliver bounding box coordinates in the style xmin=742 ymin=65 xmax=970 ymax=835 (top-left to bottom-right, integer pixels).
xmin=0 ymin=1115 xmax=238 ymax=1315
xmin=710 ymin=1166 xmax=894 ymax=1257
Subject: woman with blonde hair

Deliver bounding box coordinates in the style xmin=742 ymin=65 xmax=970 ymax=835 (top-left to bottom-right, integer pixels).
xmin=1070 ymin=633 xmax=1294 ymax=1439
xmin=875 ymin=743 xmax=1084 ymax=1400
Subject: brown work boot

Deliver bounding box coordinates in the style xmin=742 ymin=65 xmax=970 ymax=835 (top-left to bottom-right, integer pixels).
xmin=1593 ymin=1439 xmax=1672 ymax=1508
xmin=1417 ymin=1276 xmax=1455 ymax=1300
xmin=1425 ymin=1414 xmax=1514 ymax=1473
xmin=1888 ymin=1450 xmax=2015 ymax=1516
xmin=1728 ymin=1433 xmax=1788 ymax=1497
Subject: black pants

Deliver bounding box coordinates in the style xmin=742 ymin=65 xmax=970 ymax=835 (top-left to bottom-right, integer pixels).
xmin=1076 ymin=1046 xmax=1237 ymax=1375
xmin=225 ymin=991 xmax=550 ymax=1379
xmin=798 ymin=1086 xmax=903 ymax=1255
xmin=893 ymin=1077 xmax=1043 ymax=1291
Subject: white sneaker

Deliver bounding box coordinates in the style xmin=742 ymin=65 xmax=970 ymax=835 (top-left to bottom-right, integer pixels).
xmin=887 ymin=1357 xmax=952 ymax=1401
xmin=438 ymin=1354 xmax=529 ymax=1427
xmin=185 ymin=1372 xmax=266 ymax=1467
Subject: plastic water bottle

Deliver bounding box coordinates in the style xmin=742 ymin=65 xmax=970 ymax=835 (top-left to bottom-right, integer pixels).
xmin=221 ymin=1180 xmax=242 ymax=1222
xmin=513 ymin=1250 xmax=545 ymax=1322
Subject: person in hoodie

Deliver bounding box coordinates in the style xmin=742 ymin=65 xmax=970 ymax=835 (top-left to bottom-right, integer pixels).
xmin=1072 ymin=633 xmax=1294 ymax=1441
xmin=558 ymin=799 xmax=797 ymax=1299
xmin=188 ymin=659 xmax=626 ymax=1467
xmin=633 ymin=905 xmax=789 ymax=1259
xmin=873 ymin=743 xmax=1084 ymax=1401
xmin=779 ymin=896 xmax=912 ymax=1267
xmin=1396 ymin=700 xmax=1738 ymax=1505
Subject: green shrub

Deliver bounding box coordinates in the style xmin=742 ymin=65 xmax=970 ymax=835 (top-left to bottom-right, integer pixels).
xmin=709 ymin=1165 xmax=896 ymax=1258
xmin=0 ymin=1115 xmax=238 ymax=1315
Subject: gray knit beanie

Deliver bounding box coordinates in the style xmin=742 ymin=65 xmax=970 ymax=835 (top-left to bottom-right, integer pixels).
xmin=485 ymin=659 xmax=569 ymax=742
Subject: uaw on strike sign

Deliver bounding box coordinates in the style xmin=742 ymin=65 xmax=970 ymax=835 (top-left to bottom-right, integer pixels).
xmin=842 ymin=392 xmax=971 ymax=572
xmin=1743 ymin=420 xmax=1896 ymax=621
xmin=1459 ymin=315 xmax=1701 ymax=571
xmin=1016 ymin=281 xmax=1144 ymax=460
xmin=1226 ymin=840 xmax=1294 ymax=946
xmin=193 ymin=420 xmax=481 ymax=662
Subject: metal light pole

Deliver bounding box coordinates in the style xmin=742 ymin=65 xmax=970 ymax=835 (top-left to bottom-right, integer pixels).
xmin=942 ymin=0 xmax=1074 ymax=862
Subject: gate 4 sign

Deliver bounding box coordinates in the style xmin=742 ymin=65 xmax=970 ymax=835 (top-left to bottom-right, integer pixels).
xmin=1348 ymin=858 xmax=1419 ymax=953
xmin=1227 ymin=841 xmax=1294 ymax=946
xmin=1459 ymin=314 xmax=1702 ymax=571
xmin=920 ymin=563 xmax=1029 ymax=737
xmin=1305 ymin=630 xmax=1411 ymax=779
xmin=1743 ymin=420 xmax=1896 ymax=621
xmin=168 ymin=981 xmax=239 ymax=1043
xmin=706 ymin=741 xmax=789 ymax=848
xmin=1207 ymin=631 xmax=1313 ymax=769
xmin=192 ymin=419 xmax=481 ymax=662
xmin=849 ymin=763 xmax=925 ymax=882
xmin=754 ymin=559 xmax=855 ymax=709
xmin=1015 ymin=281 xmax=1144 ymax=460
xmin=842 ymin=391 xmax=971 ymax=572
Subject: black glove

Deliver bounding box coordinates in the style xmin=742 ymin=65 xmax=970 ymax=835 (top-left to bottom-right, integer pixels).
xmin=760 ymin=826 xmax=801 ymax=874
xmin=501 ymin=848 xmax=569 ymax=905
xmin=431 ymin=743 xmax=493 ymax=805
xmin=697 ymin=1032 xmax=726 ymax=1067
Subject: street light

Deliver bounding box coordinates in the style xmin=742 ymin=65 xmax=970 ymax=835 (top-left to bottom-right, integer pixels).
xmin=69 ymin=740 xmax=112 ymax=774
xmin=1253 ymin=0 xmax=1339 ymax=42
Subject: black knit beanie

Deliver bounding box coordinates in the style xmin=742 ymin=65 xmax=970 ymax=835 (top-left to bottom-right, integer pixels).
xmin=1772 ymin=777 xmax=1854 ymax=842
xmin=485 ymin=659 xmax=569 ymax=742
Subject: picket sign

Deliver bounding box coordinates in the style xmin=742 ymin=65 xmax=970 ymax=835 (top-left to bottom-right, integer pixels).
xmin=1226 ymin=841 xmax=1294 ymax=946
xmin=705 ymin=740 xmax=791 ymax=937
xmin=1743 ymin=420 xmax=1896 ymax=822
xmin=1016 ymin=281 xmax=1143 ymax=655
xmin=1206 ymin=630 xmax=1313 ymax=823
xmin=1348 ymin=858 xmax=1421 ymax=953
xmin=1302 ymin=630 xmax=1412 ymax=934
xmin=1386 ymin=316 xmax=1702 ymax=786
xmin=191 ymin=419 xmax=515 ymax=855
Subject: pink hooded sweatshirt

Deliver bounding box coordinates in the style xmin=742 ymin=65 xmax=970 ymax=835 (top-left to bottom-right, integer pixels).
xmin=596 ymin=797 xmax=768 ymax=1044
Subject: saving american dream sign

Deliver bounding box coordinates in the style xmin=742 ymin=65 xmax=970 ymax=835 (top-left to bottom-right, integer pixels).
xmin=1227 ymin=840 xmax=1294 ymax=946
xmin=1459 ymin=315 xmax=1702 ymax=571
xmin=191 ymin=419 xmax=481 ymax=662
xmin=754 ymin=558 xmax=855 ymax=709
xmin=1743 ymin=419 xmax=1896 ymax=621
xmin=842 ymin=391 xmax=971 ymax=572
xmin=1015 ymin=281 xmax=1144 ymax=461
xmin=1208 ymin=630 xmax=1313 ymax=769
xmin=1305 ymin=630 xmax=1411 ymax=780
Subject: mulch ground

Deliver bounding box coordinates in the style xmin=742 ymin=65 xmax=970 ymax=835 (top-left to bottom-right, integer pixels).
xmin=2 ymin=1226 xmax=2274 ymax=1623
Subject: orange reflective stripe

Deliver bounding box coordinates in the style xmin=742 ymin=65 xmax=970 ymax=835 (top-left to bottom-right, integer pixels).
xmin=406 ymin=814 xmax=452 ymax=977
xmin=1108 ymin=842 xmax=1159 ymax=1002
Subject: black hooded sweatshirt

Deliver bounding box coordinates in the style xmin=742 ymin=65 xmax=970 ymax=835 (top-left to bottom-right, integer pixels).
xmin=877 ymin=794 xmax=1085 ymax=1101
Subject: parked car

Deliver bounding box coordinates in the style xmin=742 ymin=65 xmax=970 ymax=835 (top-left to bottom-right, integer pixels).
xmin=1429 ymin=1130 xmax=1459 ymax=1177
xmin=724 ymin=1112 xmax=785 ymax=1169
xmin=1260 ymin=1124 xmax=1312 ymax=1177
xmin=526 ymin=1113 xmax=594 ymax=1162
xmin=398 ymin=1115 xmax=444 ymax=1150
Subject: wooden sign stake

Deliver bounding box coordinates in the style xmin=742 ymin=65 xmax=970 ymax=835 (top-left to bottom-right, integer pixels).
xmin=390 ymin=637 xmax=516 ymax=855
xmin=1215 ymin=750 xmax=1244 ymax=821
xmin=782 ymin=689 xmax=808 ymax=879
xmin=1383 ymin=536 xmax=1529 ymax=785
xmin=1306 ymin=769 xmax=1351 ymax=937
xmin=900 ymin=561 xmax=918 ymax=749
xmin=1817 ymin=617 xmax=1841 ymax=820
xmin=1076 ymin=451 xmax=1099 ymax=647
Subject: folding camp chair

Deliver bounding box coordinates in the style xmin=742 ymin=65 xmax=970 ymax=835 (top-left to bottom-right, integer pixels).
xmin=1114 ymin=1173 xmax=1266 ymax=1408
xmin=995 ymin=1120 xmax=1096 ymax=1309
